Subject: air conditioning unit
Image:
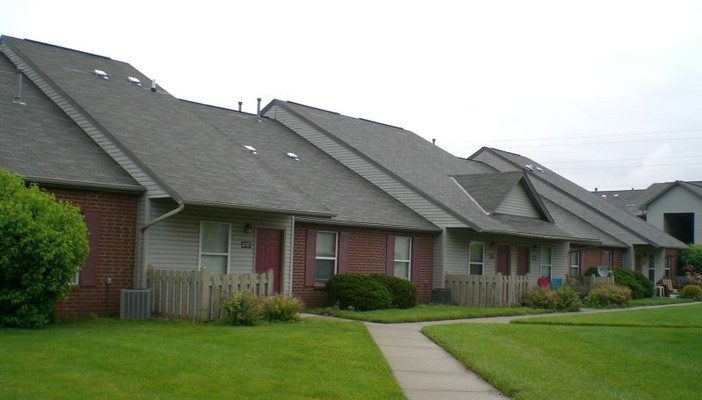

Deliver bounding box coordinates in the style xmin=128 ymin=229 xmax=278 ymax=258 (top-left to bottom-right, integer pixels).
xmin=120 ymin=289 xmax=151 ymax=320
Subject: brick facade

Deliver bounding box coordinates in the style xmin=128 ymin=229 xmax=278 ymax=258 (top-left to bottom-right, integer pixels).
xmin=49 ymin=187 xmax=139 ymax=321
xmin=293 ymin=223 xmax=435 ymax=307
xmin=579 ymin=247 xmax=625 ymax=274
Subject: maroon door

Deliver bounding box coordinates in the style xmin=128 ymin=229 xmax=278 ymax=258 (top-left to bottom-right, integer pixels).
xmin=255 ymin=229 xmax=282 ymax=293
xmin=496 ymin=245 xmax=511 ymax=275
xmin=517 ymin=246 xmax=530 ymax=276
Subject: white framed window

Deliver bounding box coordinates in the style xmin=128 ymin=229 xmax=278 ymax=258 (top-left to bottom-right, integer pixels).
xmin=569 ymin=251 xmax=580 ymax=276
xmin=315 ymin=231 xmax=338 ymax=284
xmin=394 ymin=236 xmax=412 ymax=280
xmin=199 ymin=221 xmax=231 ymax=274
xmin=648 ymin=254 xmax=655 ymax=282
xmin=665 ymin=256 xmax=672 ymax=277
xmin=469 ymin=241 xmax=484 ymax=275
xmin=70 ymin=268 xmax=80 ymax=286
xmin=541 ymin=247 xmax=552 ymax=278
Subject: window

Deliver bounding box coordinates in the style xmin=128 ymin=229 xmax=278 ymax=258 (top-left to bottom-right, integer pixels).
xmin=569 ymin=251 xmax=580 ymax=276
xmin=315 ymin=231 xmax=337 ymax=284
xmin=199 ymin=221 xmax=230 ymax=274
xmin=469 ymin=241 xmax=484 ymax=275
xmin=602 ymin=250 xmax=613 ymax=267
xmin=394 ymin=236 xmax=411 ymax=279
xmin=541 ymin=247 xmax=552 ymax=278
xmin=648 ymin=254 xmax=655 ymax=282
xmin=665 ymin=256 xmax=672 ymax=277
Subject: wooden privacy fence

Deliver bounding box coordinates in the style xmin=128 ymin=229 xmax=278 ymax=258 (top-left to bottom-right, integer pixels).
xmin=146 ymin=268 xmax=274 ymax=322
xmin=445 ymin=274 xmax=529 ymax=307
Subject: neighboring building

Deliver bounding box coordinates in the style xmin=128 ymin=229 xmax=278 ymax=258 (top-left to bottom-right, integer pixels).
xmin=599 ymin=181 xmax=702 ymax=246
xmin=470 ymin=148 xmax=689 ymax=280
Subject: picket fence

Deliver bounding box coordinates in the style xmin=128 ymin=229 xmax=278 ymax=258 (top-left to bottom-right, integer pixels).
xmin=146 ymin=268 xmax=274 ymax=322
xmin=445 ymin=274 xmax=530 ymax=307
xmin=580 ymin=275 xmax=615 ymax=293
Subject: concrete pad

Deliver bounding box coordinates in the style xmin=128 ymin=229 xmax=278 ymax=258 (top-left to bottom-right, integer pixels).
xmin=404 ymin=389 xmax=509 ymax=400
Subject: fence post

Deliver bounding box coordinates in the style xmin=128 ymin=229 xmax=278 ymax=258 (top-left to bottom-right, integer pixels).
xmin=196 ymin=269 xmax=210 ymax=322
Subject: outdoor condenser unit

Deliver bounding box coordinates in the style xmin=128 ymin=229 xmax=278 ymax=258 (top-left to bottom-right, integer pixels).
xmin=120 ymin=289 xmax=151 ymax=320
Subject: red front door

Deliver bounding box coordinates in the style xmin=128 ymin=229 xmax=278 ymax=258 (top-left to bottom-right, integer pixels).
xmin=255 ymin=229 xmax=282 ymax=294
xmin=517 ymin=246 xmax=529 ymax=276
xmin=496 ymin=245 xmax=511 ymax=275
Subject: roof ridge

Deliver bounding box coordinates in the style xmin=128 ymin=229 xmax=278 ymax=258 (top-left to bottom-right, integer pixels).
xmin=17 ymin=37 xmax=112 ymax=60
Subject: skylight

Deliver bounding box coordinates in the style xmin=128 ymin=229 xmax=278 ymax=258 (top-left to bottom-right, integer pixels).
xmin=93 ymin=69 xmax=109 ymax=79
xmin=127 ymin=76 xmax=142 ymax=86
xmin=244 ymin=145 xmax=257 ymax=155
xmin=286 ymin=152 xmax=300 ymax=161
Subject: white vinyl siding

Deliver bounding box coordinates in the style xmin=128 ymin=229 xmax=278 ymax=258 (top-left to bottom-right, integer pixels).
xmin=394 ymin=236 xmax=411 ymax=279
xmin=495 ymin=183 xmax=541 ymax=218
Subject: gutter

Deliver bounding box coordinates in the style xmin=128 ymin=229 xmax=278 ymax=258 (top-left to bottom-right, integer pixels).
xmin=141 ymin=200 xmax=184 ymax=231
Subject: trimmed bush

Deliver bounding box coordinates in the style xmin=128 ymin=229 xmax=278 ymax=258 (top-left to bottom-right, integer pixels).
xmin=680 ymin=285 xmax=702 ymax=300
xmin=326 ymin=273 xmax=392 ymax=311
xmin=0 ymin=170 xmax=89 ymax=328
xmin=586 ymin=267 xmax=652 ymax=299
xmin=369 ymin=274 xmax=418 ymax=309
xmin=221 ymin=291 xmax=262 ymax=326
xmin=586 ymin=284 xmax=632 ymax=308
xmin=523 ymin=286 xmax=582 ymax=311
xmin=261 ymin=294 xmax=303 ymax=322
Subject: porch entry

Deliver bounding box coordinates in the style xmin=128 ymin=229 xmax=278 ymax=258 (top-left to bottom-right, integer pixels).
xmin=517 ymin=246 xmax=529 ymax=276
xmin=255 ymin=228 xmax=282 ymax=293
xmin=496 ymin=245 xmax=511 ymax=275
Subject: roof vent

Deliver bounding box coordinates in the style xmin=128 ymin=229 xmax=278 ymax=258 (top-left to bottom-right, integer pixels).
xmin=244 ymin=145 xmax=258 ymax=155
xmin=601 ymin=194 xmax=607 ymax=199
xmin=12 ymin=69 xmax=26 ymax=106
xmin=535 ymin=166 xmax=544 ymax=173
xmin=150 ymin=79 xmax=157 ymax=93
xmin=127 ymin=76 xmax=142 ymax=86
xmin=525 ymin=164 xmax=533 ymax=171
xmin=93 ymin=69 xmax=109 ymax=79
xmin=613 ymin=194 xmax=619 ymax=198
xmin=286 ymin=152 xmax=300 ymax=161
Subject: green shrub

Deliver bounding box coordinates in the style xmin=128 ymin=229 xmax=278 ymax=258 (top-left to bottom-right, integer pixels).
xmin=0 ymin=170 xmax=89 ymax=328
xmin=564 ymin=275 xmax=586 ymax=298
xmin=611 ymin=268 xmax=652 ymax=299
xmin=369 ymin=274 xmax=418 ymax=309
xmin=523 ymin=286 xmax=582 ymax=311
xmin=680 ymin=244 xmax=702 ymax=275
xmin=680 ymin=285 xmax=702 ymax=300
xmin=261 ymin=294 xmax=303 ymax=322
xmin=586 ymin=285 xmax=632 ymax=307
xmin=221 ymin=291 xmax=263 ymax=326
xmin=326 ymin=273 xmax=392 ymax=311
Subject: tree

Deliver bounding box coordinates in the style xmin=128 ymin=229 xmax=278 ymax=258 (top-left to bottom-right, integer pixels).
xmin=0 ymin=170 xmax=89 ymax=328
xmin=680 ymin=243 xmax=702 ymax=275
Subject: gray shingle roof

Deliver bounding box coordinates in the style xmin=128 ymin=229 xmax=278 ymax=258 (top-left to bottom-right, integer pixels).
xmin=1 ymin=36 xmax=436 ymax=230
xmin=452 ymin=171 xmax=523 ymax=214
xmin=275 ymin=101 xmax=584 ymax=240
xmin=0 ymin=48 xmax=140 ymax=191
xmin=474 ymin=147 xmax=688 ymax=249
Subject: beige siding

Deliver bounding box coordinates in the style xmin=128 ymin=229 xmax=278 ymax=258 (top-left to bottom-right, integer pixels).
xmin=144 ymin=202 xmax=293 ymax=292
xmin=496 ymin=183 xmax=541 ymax=218
xmin=267 ymin=104 xmax=464 ymax=227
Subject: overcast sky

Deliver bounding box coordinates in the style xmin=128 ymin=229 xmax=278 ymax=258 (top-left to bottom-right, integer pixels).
xmin=3 ymin=0 xmax=702 ymax=191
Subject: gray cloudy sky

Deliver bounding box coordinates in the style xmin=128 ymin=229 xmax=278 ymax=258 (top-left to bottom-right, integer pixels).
xmin=3 ymin=0 xmax=702 ymax=190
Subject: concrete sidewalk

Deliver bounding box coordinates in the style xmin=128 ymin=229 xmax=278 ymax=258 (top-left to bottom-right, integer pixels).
xmin=365 ymin=321 xmax=509 ymax=400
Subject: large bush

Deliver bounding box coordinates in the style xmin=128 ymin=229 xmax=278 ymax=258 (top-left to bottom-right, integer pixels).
xmin=585 ymin=266 xmax=652 ymax=299
xmin=680 ymin=285 xmax=702 ymax=300
xmin=0 ymin=170 xmax=88 ymax=328
xmin=523 ymin=286 xmax=581 ymax=311
xmin=369 ymin=274 xmax=418 ymax=309
xmin=585 ymin=285 xmax=632 ymax=308
xmin=680 ymin=244 xmax=702 ymax=275
xmin=326 ymin=273 xmax=392 ymax=311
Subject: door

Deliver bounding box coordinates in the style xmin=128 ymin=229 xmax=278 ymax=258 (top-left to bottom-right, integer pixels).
xmin=496 ymin=245 xmax=511 ymax=275
xmin=517 ymin=246 xmax=529 ymax=276
xmin=255 ymin=229 xmax=282 ymax=294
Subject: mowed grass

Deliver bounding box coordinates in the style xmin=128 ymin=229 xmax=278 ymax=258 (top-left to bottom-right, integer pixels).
xmin=0 ymin=318 xmax=404 ymax=400
xmin=309 ymin=304 xmax=549 ymax=323
xmin=423 ymin=303 xmax=702 ymax=400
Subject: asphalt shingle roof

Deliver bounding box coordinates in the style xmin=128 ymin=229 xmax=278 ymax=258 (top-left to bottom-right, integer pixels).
xmin=0 ymin=49 xmax=140 ymax=191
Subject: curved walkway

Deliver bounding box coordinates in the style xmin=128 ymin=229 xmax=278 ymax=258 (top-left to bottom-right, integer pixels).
xmin=362 ymin=303 xmax=698 ymax=400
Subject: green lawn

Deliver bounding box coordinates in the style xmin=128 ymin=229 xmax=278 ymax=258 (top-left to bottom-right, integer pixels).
xmin=423 ymin=303 xmax=702 ymax=400
xmin=308 ymin=304 xmax=549 ymax=323
xmin=1 ymin=318 xmax=404 ymax=400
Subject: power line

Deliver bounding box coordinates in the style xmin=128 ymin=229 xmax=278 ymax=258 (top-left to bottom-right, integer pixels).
xmin=458 ymin=128 xmax=702 ymax=145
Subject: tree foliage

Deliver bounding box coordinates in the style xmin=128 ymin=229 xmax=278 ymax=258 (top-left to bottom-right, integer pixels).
xmin=0 ymin=170 xmax=89 ymax=328
xmin=680 ymin=243 xmax=702 ymax=275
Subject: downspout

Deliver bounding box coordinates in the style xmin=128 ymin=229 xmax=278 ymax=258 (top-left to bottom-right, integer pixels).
xmin=138 ymin=200 xmax=185 ymax=288
xmin=288 ymin=216 xmax=296 ymax=295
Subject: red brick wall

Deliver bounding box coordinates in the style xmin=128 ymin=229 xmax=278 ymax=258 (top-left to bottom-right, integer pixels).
xmin=293 ymin=223 xmax=435 ymax=307
xmin=49 ymin=187 xmax=139 ymax=321
xmin=579 ymin=247 xmax=626 ymax=274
